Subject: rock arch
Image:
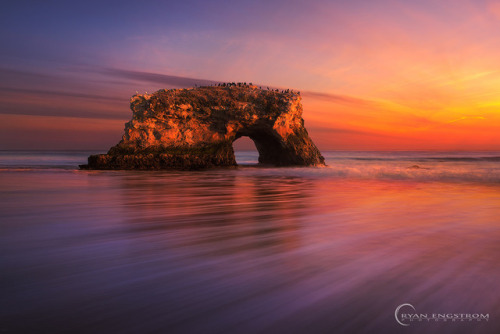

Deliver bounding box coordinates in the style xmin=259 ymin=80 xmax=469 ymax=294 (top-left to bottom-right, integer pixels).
xmin=82 ymin=85 xmax=325 ymax=170
xmin=233 ymin=130 xmax=294 ymax=165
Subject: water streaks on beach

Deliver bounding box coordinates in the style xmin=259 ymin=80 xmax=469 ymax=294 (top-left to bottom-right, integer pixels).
xmin=1 ymin=151 xmax=500 ymax=333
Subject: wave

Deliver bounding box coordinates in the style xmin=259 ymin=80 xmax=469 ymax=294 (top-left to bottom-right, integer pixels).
xmin=2 ymin=150 xmax=500 ymax=184
xmin=341 ymin=156 xmax=500 ymax=162
xmin=236 ymin=163 xmax=500 ymax=184
xmin=0 ymin=165 xmax=79 ymax=171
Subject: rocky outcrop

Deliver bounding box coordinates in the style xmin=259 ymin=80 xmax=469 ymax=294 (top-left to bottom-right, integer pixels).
xmin=81 ymin=84 xmax=325 ymax=170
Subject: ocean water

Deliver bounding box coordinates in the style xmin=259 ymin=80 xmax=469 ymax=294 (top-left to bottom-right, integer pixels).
xmin=1 ymin=150 xmax=500 ymax=333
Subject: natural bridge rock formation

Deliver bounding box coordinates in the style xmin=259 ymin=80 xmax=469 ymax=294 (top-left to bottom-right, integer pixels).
xmin=82 ymin=84 xmax=325 ymax=170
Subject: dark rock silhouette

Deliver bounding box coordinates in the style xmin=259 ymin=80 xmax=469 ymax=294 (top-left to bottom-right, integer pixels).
xmin=81 ymin=85 xmax=325 ymax=170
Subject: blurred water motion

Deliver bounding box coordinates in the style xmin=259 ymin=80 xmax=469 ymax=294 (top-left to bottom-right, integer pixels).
xmin=1 ymin=152 xmax=500 ymax=333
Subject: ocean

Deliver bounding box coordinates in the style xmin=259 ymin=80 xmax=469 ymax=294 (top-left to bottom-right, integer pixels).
xmin=1 ymin=150 xmax=500 ymax=333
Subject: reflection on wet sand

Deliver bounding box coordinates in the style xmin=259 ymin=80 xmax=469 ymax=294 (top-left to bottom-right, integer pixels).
xmin=2 ymin=169 xmax=500 ymax=333
xmin=119 ymin=172 xmax=310 ymax=254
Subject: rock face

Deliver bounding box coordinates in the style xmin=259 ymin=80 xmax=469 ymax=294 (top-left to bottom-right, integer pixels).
xmin=82 ymin=84 xmax=325 ymax=170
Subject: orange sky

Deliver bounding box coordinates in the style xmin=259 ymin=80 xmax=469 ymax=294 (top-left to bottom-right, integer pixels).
xmin=1 ymin=0 xmax=500 ymax=150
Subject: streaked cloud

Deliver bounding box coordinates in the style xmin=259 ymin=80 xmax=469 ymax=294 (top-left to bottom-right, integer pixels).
xmin=94 ymin=67 xmax=218 ymax=88
xmin=2 ymin=1 xmax=500 ymax=149
xmin=301 ymin=91 xmax=378 ymax=106
xmin=0 ymin=87 xmax=123 ymax=102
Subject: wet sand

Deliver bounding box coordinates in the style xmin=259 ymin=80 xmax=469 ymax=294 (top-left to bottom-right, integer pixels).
xmin=2 ymin=165 xmax=500 ymax=333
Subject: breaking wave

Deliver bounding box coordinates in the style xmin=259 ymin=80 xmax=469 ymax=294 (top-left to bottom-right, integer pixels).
xmin=237 ymin=151 xmax=500 ymax=183
xmin=2 ymin=150 xmax=500 ymax=184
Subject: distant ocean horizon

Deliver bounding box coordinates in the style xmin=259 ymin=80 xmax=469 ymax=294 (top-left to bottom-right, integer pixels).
xmin=1 ymin=149 xmax=500 ymax=183
xmin=2 ymin=150 xmax=500 ymax=333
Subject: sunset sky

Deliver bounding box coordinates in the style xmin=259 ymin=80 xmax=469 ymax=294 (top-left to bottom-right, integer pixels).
xmin=2 ymin=0 xmax=500 ymax=150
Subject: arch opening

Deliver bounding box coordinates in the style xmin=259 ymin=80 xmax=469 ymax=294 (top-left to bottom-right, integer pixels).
xmin=232 ymin=130 xmax=289 ymax=166
xmin=233 ymin=136 xmax=259 ymax=165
